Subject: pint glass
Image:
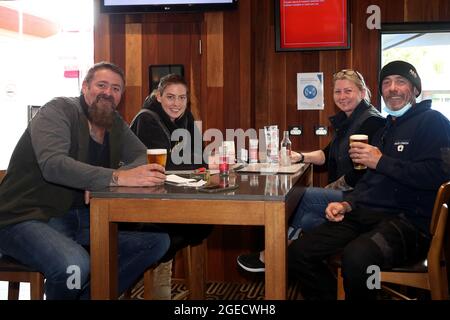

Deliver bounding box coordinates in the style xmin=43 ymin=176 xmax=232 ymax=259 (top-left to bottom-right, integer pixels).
xmin=147 ymin=149 xmax=167 ymax=167
xmin=349 ymin=134 xmax=368 ymax=170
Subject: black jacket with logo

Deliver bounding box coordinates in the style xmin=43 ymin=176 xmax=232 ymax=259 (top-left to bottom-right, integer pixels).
xmin=345 ymin=100 xmax=450 ymax=234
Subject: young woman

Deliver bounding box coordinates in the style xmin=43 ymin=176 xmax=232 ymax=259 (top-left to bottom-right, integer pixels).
xmin=131 ymin=74 xmax=203 ymax=170
xmin=130 ymin=74 xmax=212 ymax=298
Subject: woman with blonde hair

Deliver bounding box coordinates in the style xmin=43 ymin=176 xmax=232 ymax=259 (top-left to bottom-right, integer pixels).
xmin=238 ymin=69 xmax=386 ymax=272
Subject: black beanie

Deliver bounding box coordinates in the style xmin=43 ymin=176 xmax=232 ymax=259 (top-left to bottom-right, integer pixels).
xmin=379 ymin=60 xmax=422 ymax=97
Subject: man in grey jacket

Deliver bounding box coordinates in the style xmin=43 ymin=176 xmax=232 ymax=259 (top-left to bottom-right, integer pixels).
xmin=0 ymin=62 xmax=170 ymax=299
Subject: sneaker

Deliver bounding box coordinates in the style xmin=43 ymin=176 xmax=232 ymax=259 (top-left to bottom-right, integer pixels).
xmin=237 ymin=252 xmax=265 ymax=272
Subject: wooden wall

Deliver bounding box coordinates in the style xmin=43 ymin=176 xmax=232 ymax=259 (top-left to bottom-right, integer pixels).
xmin=93 ymin=0 xmax=450 ymax=282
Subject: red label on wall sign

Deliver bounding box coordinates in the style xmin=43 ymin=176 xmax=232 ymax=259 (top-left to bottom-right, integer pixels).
xmin=64 ymin=70 xmax=80 ymax=78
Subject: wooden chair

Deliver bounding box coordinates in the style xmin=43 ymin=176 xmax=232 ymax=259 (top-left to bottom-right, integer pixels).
xmin=335 ymin=181 xmax=450 ymax=300
xmin=0 ymin=255 xmax=45 ymax=300
xmin=0 ymin=170 xmax=45 ymax=300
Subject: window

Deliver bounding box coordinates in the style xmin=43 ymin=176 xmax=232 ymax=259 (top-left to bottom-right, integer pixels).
xmin=0 ymin=0 xmax=94 ymax=170
xmin=380 ymin=22 xmax=450 ymax=119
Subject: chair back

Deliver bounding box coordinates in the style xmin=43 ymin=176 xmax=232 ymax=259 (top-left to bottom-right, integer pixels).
xmin=430 ymin=182 xmax=450 ymax=235
xmin=429 ymin=203 xmax=448 ymax=262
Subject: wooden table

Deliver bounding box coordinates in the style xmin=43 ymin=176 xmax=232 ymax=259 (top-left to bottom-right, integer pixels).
xmin=90 ymin=163 xmax=312 ymax=300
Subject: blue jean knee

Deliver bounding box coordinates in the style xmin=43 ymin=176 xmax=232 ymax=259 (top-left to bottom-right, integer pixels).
xmin=0 ymin=219 xmax=90 ymax=299
xmin=288 ymin=187 xmax=343 ymax=240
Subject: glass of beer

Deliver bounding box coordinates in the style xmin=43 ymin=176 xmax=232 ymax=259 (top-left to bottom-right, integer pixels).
xmin=147 ymin=149 xmax=167 ymax=167
xmin=349 ymin=134 xmax=368 ymax=170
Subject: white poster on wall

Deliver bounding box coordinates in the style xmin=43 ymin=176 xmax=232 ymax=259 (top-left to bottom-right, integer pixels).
xmin=297 ymin=72 xmax=324 ymax=110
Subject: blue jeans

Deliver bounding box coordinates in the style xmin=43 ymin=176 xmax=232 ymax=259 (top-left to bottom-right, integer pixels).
xmin=0 ymin=208 xmax=170 ymax=300
xmin=287 ymin=187 xmax=343 ymax=240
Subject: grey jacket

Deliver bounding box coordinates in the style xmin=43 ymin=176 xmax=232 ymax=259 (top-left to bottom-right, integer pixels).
xmin=0 ymin=96 xmax=147 ymax=229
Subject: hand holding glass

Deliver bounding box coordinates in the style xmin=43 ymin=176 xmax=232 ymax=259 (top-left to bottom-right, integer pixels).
xmin=349 ymin=134 xmax=368 ymax=170
xmin=147 ymin=149 xmax=167 ymax=167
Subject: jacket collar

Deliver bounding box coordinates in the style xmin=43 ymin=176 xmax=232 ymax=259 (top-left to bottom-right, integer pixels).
xmin=329 ymin=100 xmax=372 ymax=130
xmin=145 ymin=97 xmax=189 ymax=132
xmin=385 ymin=99 xmax=432 ymax=125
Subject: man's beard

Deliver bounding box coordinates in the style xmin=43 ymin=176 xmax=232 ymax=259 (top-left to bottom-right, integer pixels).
xmin=87 ymin=94 xmax=116 ymax=130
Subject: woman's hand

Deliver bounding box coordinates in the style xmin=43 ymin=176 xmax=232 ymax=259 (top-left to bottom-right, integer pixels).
xmin=208 ymin=153 xmax=220 ymax=170
xmin=290 ymin=151 xmax=302 ymax=163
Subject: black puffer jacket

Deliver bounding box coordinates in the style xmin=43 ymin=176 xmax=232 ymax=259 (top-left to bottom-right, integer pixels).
xmin=130 ymin=95 xmax=204 ymax=170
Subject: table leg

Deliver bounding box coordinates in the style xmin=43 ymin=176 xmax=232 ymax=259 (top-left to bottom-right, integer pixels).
xmin=90 ymin=199 xmax=118 ymax=299
xmin=187 ymin=241 xmax=206 ymax=299
xmin=264 ymin=202 xmax=287 ymax=300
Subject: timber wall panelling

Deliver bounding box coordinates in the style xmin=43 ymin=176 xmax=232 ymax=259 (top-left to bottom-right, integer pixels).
xmin=93 ymin=0 xmax=450 ymax=282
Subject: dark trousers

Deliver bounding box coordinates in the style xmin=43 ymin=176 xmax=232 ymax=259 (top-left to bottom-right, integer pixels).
xmin=287 ymin=208 xmax=430 ymax=300
xmin=159 ymin=224 xmax=213 ymax=262
xmin=127 ymin=223 xmax=213 ymax=262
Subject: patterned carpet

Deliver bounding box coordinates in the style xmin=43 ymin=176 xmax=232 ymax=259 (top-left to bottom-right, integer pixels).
xmin=128 ymin=279 xmax=427 ymax=300
xmin=130 ymin=278 xmax=304 ymax=300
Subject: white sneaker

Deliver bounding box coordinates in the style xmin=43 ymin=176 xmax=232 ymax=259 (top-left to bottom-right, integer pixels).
xmin=152 ymin=259 xmax=172 ymax=300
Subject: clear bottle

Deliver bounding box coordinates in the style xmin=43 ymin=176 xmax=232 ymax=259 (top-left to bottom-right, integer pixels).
xmin=280 ymin=130 xmax=292 ymax=166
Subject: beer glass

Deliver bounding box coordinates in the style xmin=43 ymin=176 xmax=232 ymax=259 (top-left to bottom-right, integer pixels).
xmin=349 ymin=134 xmax=368 ymax=170
xmin=147 ymin=149 xmax=167 ymax=167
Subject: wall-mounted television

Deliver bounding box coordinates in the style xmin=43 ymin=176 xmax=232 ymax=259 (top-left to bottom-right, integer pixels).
xmin=275 ymin=0 xmax=350 ymax=52
xmin=149 ymin=64 xmax=185 ymax=93
xmin=101 ymin=0 xmax=238 ymax=13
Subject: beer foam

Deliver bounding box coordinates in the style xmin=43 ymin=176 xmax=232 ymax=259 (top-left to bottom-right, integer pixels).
xmin=350 ymin=134 xmax=368 ymax=140
xmin=147 ymin=149 xmax=167 ymax=155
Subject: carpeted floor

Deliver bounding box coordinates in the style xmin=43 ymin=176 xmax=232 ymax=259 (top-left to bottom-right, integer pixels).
xmin=130 ymin=278 xmax=304 ymax=300
xmin=128 ymin=278 xmax=430 ymax=300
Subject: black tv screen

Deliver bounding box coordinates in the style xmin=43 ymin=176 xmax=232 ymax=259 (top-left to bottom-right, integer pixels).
xmin=101 ymin=0 xmax=238 ymax=13
xmin=149 ymin=64 xmax=184 ymax=93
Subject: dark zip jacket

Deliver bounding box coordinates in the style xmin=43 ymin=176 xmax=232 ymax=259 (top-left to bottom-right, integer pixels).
xmin=345 ymin=100 xmax=450 ymax=235
xmin=324 ymin=100 xmax=385 ymax=186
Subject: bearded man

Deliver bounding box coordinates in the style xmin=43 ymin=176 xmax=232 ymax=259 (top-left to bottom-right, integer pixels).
xmin=0 ymin=62 xmax=170 ymax=299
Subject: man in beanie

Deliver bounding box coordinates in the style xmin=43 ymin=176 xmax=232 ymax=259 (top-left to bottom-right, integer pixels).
xmin=288 ymin=60 xmax=450 ymax=300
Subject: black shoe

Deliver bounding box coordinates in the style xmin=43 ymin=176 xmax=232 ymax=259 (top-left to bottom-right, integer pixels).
xmin=237 ymin=252 xmax=265 ymax=272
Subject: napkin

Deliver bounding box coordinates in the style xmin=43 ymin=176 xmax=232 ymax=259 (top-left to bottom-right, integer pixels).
xmin=166 ymin=174 xmax=197 ymax=185
xmin=165 ymin=174 xmax=207 ymax=187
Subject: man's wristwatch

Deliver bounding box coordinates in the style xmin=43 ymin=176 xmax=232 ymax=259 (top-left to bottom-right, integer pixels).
xmin=111 ymin=171 xmax=119 ymax=186
xmin=299 ymin=152 xmax=305 ymax=163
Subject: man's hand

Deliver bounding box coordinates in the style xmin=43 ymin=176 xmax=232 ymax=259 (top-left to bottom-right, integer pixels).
xmin=349 ymin=141 xmax=382 ymax=169
xmin=112 ymin=164 xmax=166 ymax=187
xmin=325 ymin=201 xmax=352 ymax=222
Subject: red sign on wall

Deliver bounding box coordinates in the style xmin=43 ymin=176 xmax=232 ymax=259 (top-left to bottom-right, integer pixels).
xmin=275 ymin=0 xmax=350 ymax=51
